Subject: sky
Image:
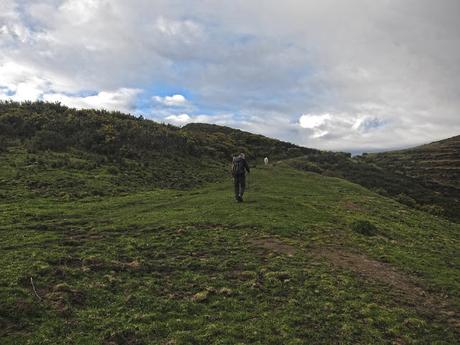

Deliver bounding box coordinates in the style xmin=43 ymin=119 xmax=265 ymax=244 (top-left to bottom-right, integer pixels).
xmin=1 ymin=0 xmax=459 ymax=153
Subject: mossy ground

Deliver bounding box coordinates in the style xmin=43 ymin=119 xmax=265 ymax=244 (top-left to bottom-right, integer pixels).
xmin=1 ymin=165 xmax=459 ymax=344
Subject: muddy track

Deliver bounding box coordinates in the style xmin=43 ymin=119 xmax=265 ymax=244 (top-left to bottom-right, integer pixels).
xmin=250 ymin=236 xmax=460 ymax=331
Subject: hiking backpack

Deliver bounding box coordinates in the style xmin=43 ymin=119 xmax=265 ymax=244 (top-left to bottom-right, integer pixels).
xmin=232 ymin=157 xmax=245 ymax=176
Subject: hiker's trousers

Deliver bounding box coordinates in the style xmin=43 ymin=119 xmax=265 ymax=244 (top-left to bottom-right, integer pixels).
xmin=234 ymin=174 xmax=246 ymax=198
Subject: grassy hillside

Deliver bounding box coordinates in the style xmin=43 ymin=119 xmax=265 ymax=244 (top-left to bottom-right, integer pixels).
xmin=182 ymin=123 xmax=318 ymax=162
xmin=282 ymin=149 xmax=460 ymax=222
xmin=1 ymin=101 xmax=459 ymax=343
xmin=178 ymin=122 xmax=460 ymax=222
xmin=0 ymin=101 xmax=312 ymax=199
xmin=362 ymin=135 xmax=460 ymax=193
xmin=1 ymin=165 xmax=459 ymax=344
xmin=2 ymin=101 xmax=457 ymax=221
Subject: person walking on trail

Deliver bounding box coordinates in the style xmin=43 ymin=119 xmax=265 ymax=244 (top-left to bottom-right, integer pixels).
xmin=232 ymin=153 xmax=250 ymax=202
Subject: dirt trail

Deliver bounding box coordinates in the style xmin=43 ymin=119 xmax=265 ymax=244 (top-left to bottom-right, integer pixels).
xmin=249 ymin=237 xmax=296 ymax=256
xmin=250 ymin=237 xmax=460 ymax=330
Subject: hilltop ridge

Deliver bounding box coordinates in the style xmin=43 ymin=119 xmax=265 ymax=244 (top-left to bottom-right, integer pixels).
xmin=0 ymin=101 xmax=458 ymax=221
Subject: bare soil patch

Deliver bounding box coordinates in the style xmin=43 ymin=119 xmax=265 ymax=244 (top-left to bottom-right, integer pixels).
xmin=342 ymin=200 xmax=365 ymax=211
xmin=313 ymin=246 xmax=460 ymax=330
xmin=250 ymin=236 xmax=459 ymax=330
xmin=250 ymin=237 xmax=296 ymax=256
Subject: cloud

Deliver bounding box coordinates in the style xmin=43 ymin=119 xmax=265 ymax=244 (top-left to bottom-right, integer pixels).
xmin=0 ymin=0 xmax=459 ymax=151
xmin=153 ymin=94 xmax=188 ymax=107
xmin=42 ymin=88 xmax=141 ymax=113
xmin=299 ymin=114 xmax=332 ymax=129
xmin=0 ymin=61 xmax=51 ymax=101
xmin=163 ymin=112 xmax=235 ymax=127
xmin=165 ymin=113 xmax=191 ymax=125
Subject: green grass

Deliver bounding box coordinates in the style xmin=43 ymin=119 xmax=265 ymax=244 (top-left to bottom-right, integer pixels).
xmin=1 ymin=165 xmax=459 ymax=344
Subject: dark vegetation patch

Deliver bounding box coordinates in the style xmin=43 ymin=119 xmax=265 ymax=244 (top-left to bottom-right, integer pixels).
xmin=0 ymin=295 xmax=40 ymax=336
xmin=41 ymin=283 xmax=86 ymax=315
xmin=351 ymin=219 xmax=379 ymax=236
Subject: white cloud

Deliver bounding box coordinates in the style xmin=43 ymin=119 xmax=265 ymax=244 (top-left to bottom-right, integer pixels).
xmin=0 ymin=61 xmax=50 ymax=101
xmin=165 ymin=113 xmax=191 ymax=125
xmin=0 ymin=57 xmax=140 ymax=112
xmin=163 ymin=112 xmax=235 ymax=127
xmin=42 ymin=88 xmax=141 ymax=113
xmin=153 ymin=94 xmax=187 ymax=106
xmin=299 ymin=114 xmax=332 ymax=129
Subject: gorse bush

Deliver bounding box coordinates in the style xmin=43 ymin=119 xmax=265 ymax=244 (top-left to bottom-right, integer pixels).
xmin=395 ymin=193 xmax=417 ymax=207
xmin=0 ymin=101 xmax=312 ymax=163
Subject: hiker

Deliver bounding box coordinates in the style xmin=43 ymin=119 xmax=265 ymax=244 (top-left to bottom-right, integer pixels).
xmin=264 ymin=157 xmax=269 ymax=165
xmin=232 ymin=153 xmax=250 ymax=202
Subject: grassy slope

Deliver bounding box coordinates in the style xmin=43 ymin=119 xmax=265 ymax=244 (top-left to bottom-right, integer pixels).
xmin=1 ymin=165 xmax=459 ymax=344
xmin=0 ymin=147 xmax=226 ymax=201
xmin=0 ymin=102 xmax=314 ymax=194
xmin=284 ymin=149 xmax=460 ymax=222
xmin=363 ymin=135 xmax=460 ymax=192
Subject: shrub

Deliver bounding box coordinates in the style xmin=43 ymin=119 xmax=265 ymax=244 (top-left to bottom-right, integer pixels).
xmin=419 ymin=204 xmax=444 ymax=216
xmin=28 ymin=130 xmax=68 ymax=151
xmin=322 ymin=170 xmax=343 ymax=178
xmin=395 ymin=193 xmax=417 ymax=207
xmin=289 ymin=159 xmax=323 ymax=174
xmin=351 ymin=220 xmax=378 ymax=236
xmin=106 ymin=166 xmax=120 ymax=175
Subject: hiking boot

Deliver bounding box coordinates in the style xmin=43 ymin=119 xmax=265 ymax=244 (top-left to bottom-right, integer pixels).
xmin=238 ymin=196 xmax=243 ymax=202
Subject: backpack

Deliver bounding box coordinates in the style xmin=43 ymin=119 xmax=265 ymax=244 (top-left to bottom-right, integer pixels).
xmin=232 ymin=157 xmax=245 ymax=176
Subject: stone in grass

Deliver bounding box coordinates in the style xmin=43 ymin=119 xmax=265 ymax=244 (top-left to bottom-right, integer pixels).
xmin=218 ymin=287 xmax=233 ymax=296
xmin=191 ymin=291 xmax=209 ymax=302
xmin=265 ymin=271 xmax=290 ymax=281
xmin=351 ymin=219 xmax=378 ymax=236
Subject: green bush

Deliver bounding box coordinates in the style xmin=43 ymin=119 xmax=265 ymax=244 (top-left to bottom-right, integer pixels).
xmin=395 ymin=193 xmax=417 ymax=207
xmin=419 ymin=204 xmax=444 ymax=216
xmin=351 ymin=220 xmax=378 ymax=236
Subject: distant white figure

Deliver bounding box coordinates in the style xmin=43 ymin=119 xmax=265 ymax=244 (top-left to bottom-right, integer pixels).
xmin=264 ymin=157 xmax=269 ymax=165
